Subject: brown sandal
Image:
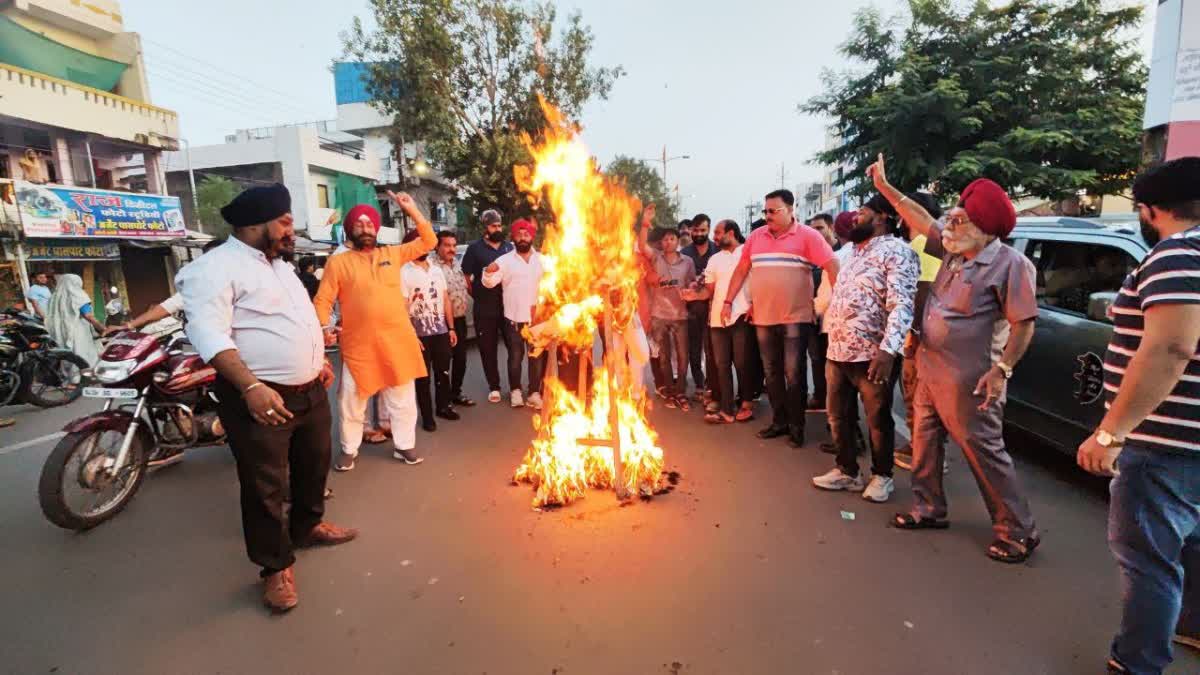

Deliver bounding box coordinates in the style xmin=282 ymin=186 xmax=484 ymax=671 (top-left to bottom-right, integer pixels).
xmin=362 ymin=429 xmax=389 ymax=444
xmin=735 ymin=406 xmax=755 ymax=422
xmin=704 ymin=412 xmax=735 ymax=424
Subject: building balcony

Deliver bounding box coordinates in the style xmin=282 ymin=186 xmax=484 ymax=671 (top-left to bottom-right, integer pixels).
xmin=0 ymin=62 xmax=179 ymax=150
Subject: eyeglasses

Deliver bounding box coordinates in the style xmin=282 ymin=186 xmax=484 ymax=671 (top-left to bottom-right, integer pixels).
xmin=762 ymin=207 xmax=789 ymax=216
xmin=944 ymin=215 xmax=973 ymax=228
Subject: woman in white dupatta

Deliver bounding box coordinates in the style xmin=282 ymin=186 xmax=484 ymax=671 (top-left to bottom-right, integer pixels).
xmin=44 ymin=274 xmax=104 ymax=366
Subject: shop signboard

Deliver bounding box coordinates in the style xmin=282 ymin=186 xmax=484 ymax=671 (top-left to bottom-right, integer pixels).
xmin=25 ymin=239 xmax=122 ymax=261
xmin=14 ymin=181 xmax=185 ymax=239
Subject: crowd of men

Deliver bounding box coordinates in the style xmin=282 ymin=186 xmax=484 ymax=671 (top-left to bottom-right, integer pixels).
xmin=152 ymin=154 xmax=1200 ymax=675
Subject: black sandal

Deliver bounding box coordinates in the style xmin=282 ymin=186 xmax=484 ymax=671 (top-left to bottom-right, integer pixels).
xmin=987 ymin=534 xmax=1041 ymax=564
xmin=891 ymin=513 xmax=950 ymax=530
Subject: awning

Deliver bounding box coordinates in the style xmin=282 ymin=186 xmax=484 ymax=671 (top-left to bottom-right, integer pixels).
xmin=0 ymin=15 xmax=129 ymax=91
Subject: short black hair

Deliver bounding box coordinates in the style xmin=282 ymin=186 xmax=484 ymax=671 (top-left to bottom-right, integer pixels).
xmin=437 ymin=230 xmax=457 ymax=245
xmin=655 ymin=227 xmax=680 ymax=241
xmin=402 ymin=228 xmax=421 ymax=244
xmin=750 ymin=218 xmax=767 ymax=231
xmin=677 ymin=219 xmax=692 ymax=229
xmin=904 ymin=192 xmax=943 ymax=220
xmin=718 ymin=219 xmax=744 ymax=244
xmin=764 ymin=189 xmax=795 ymax=206
xmin=810 ymin=213 xmax=833 ymax=226
xmin=690 ymin=213 xmax=711 ymax=228
xmin=1133 ymin=157 xmax=1200 ymax=221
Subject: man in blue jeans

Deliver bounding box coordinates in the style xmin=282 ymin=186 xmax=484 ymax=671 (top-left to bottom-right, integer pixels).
xmin=1076 ymin=157 xmax=1200 ymax=675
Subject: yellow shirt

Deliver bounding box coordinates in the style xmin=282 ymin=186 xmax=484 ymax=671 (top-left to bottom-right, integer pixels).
xmin=910 ymin=235 xmax=942 ymax=283
xmin=313 ymin=221 xmax=438 ymax=396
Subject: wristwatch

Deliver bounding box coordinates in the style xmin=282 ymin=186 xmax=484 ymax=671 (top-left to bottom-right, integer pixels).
xmin=995 ymin=362 xmax=1013 ymax=379
xmin=1096 ymin=430 xmax=1124 ymax=448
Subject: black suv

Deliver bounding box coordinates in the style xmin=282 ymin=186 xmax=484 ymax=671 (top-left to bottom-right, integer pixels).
xmin=1004 ymin=215 xmax=1148 ymax=455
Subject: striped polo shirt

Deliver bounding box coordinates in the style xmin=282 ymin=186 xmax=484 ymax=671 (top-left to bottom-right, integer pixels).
xmin=739 ymin=221 xmax=835 ymax=325
xmin=1103 ymin=224 xmax=1200 ymax=454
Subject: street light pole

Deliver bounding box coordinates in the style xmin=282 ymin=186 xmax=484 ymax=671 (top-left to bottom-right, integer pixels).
xmin=182 ymin=138 xmax=201 ymax=234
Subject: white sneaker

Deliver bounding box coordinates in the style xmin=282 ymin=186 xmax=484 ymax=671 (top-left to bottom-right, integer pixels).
xmin=862 ymin=475 xmax=895 ymax=503
xmin=812 ymin=467 xmax=866 ymax=492
xmin=510 ymin=390 xmax=524 ymax=408
xmin=488 ymin=390 xmax=502 ymax=404
xmin=526 ymin=392 xmax=543 ymax=410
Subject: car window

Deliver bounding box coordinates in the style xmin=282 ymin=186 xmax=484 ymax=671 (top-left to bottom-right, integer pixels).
xmin=1025 ymin=240 xmax=1137 ymax=321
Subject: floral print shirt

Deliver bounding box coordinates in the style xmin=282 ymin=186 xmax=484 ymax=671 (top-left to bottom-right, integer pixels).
xmin=433 ymin=258 xmax=469 ymax=318
xmin=825 ymin=234 xmax=920 ymax=363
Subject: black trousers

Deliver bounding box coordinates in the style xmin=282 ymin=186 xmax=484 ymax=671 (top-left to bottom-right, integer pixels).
xmin=810 ymin=328 xmax=828 ymax=404
xmin=756 ymin=322 xmax=812 ymax=434
xmin=450 ymin=316 xmax=469 ymax=399
xmin=503 ymin=319 xmax=544 ymax=395
xmin=686 ymin=304 xmax=710 ymax=390
xmin=473 ymin=308 xmax=506 ymax=392
xmin=710 ymin=316 xmax=759 ymax=415
xmin=417 ymin=332 xmax=452 ymax=424
xmin=828 ymin=360 xmax=896 ymax=478
xmin=215 ymin=378 xmax=331 ymax=576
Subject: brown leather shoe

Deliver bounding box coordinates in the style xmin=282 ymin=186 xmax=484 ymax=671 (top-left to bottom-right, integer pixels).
xmin=262 ymin=567 xmax=298 ymax=613
xmin=296 ymin=522 xmax=358 ymax=548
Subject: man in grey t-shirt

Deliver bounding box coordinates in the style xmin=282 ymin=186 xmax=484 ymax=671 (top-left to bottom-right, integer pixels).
xmin=639 ymin=204 xmax=697 ymax=408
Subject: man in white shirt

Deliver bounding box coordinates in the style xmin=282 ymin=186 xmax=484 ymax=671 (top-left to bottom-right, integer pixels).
xmin=176 ymin=184 xmax=354 ymax=614
xmin=400 ymin=228 xmax=458 ymax=432
xmin=688 ymin=220 xmax=756 ymax=423
xmin=482 ymin=218 xmax=545 ymax=410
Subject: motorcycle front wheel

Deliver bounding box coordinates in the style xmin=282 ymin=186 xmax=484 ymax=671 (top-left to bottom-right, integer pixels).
xmin=19 ymin=351 xmax=87 ymax=408
xmin=38 ymin=429 xmax=149 ymax=530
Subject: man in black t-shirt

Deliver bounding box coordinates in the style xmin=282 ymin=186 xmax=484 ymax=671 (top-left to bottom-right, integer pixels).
xmin=460 ymin=210 xmax=514 ymax=403
xmin=680 ymin=213 xmax=716 ymax=403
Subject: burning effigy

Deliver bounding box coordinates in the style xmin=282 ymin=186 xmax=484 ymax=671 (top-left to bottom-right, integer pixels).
xmin=510 ymin=99 xmax=667 ymax=509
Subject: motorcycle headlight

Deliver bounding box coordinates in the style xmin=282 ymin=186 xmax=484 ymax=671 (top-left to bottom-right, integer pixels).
xmin=93 ymin=358 xmax=138 ymax=384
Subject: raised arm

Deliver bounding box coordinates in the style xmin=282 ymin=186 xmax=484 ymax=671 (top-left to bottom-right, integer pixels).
xmin=867 ymin=154 xmax=937 ymax=239
xmin=638 ymin=203 xmax=656 ymax=258
xmin=388 ymin=191 xmax=438 ymax=265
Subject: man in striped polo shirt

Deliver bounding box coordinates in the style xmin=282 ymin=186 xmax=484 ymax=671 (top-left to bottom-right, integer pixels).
xmin=722 ymin=189 xmax=839 ymax=447
xmin=1077 ymin=157 xmax=1200 ymax=675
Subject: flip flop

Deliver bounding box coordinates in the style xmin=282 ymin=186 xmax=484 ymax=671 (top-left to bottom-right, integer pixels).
xmin=735 ymin=407 xmax=755 ymax=422
xmin=362 ymin=429 xmax=389 ymax=444
xmin=891 ymin=513 xmax=950 ymax=530
xmin=704 ymin=412 xmax=735 ymax=425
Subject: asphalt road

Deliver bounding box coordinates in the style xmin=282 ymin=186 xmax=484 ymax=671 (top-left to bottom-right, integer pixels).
xmin=1 ymin=356 xmax=1197 ymax=675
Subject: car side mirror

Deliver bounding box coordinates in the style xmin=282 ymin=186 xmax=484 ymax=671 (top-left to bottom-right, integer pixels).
xmin=1088 ymin=292 xmax=1117 ymax=323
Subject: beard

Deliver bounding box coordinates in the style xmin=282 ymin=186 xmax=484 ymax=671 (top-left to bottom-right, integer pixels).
xmin=848 ymin=223 xmax=875 ymax=244
xmin=692 ymin=235 xmax=708 ymax=247
xmin=514 ymin=240 xmax=532 ymax=254
xmin=1140 ymin=217 xmax=1162 ymax=247
xmin=487 ymin=230 xmax=506 ymax=243
xmin=351 ymin=232 xmax=377 ymax=249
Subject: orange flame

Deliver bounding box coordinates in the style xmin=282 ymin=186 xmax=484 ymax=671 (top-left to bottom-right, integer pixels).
xmin=511 ymin=98 xmax=664 ymax=508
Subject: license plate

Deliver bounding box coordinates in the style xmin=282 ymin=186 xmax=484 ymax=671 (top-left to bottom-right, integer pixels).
xmin=83 ymin=387 xmax=139 ymax=399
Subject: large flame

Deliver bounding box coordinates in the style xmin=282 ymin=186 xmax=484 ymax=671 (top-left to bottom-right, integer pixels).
xmin=511 ymin=99 xmax=665 ymax=508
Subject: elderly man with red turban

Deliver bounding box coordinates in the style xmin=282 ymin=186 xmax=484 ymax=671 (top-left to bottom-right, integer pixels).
xmin=868 ymin=155 xmax=1041 ymax=564
xmin=314 ymin=192 xmax=438 ymax=470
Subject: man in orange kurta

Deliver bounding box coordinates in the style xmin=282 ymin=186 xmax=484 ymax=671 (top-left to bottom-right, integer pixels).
xmin=313 ymin=192 xmax=437 ymax=469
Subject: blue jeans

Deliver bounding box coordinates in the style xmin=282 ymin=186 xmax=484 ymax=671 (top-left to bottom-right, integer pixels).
xmin=1108 ymin=444 xmax=1200 ymax=674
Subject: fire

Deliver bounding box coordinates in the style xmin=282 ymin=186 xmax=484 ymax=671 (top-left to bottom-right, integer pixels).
xmin=510 ymin=99 xmax=665 ymax=508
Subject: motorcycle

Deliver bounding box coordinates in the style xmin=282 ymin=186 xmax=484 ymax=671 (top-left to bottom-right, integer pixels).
xmin=38 ymin=320 xmax=227 ymax=530
xmin=0 ymin=308 xmax=89 ymax=408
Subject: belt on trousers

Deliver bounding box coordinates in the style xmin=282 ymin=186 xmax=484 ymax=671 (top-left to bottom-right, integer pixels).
xmin=262 ymin=379 xmax=321 ymax=396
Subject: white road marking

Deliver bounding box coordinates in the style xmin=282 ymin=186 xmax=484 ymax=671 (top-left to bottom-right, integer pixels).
xmin=0 ymin=432 xmax=65 ymax=457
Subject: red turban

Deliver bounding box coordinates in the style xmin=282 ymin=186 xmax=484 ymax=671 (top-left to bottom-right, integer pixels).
xmin=511 ymin=218 xmax=536 ymax=238
xmin=833 ymin=211 xmax=856 ymax=240
xmin=344 ymin=204 xmax=381 ymax=233
xmin=959 ymin=179 xmax=1016 ymax=238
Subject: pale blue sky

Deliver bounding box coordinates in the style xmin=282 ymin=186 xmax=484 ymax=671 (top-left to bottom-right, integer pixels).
xmin=122 ymin=0 xmax=1158 ymax=222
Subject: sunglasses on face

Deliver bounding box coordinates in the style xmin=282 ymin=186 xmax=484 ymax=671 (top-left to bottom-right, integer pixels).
xmin=762 ymin=207 xmax=788 ymax=216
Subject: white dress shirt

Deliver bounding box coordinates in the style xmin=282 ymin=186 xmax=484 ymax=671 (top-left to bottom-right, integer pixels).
xmin=704 ymin=245 xmax=750 ymax=328
xmin=481 ymin=249 xmax=544 ymax=323
xmin=176 ymin=236 xmax=324 ymax=385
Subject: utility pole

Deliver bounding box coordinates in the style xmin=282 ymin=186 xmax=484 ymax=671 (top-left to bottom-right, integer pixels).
xmin=780 ymin=163 xmax=787 ymax=189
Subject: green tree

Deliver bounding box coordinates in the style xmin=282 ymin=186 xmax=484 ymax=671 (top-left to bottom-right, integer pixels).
xmin=603 ymin=155 xmax=679 ymax=228
xmin=341 ymin=0 xmax=624 ymax=219
xmin=194 ymin=175 xmax=239 ymax=238
xmin=803 ymin=0 xmax=1146 ymax=206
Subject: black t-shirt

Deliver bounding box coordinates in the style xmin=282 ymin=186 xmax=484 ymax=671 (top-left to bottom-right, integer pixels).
xmin=461 ymin=238 xmax=513 ymax=318
xmin=681 ymin=242 xmax=716 ymax=315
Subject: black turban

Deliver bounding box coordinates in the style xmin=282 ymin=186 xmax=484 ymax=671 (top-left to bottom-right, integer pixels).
xmin=1133 ymin=157 xmax=1200 ymax=207
xmin=863 ymin=193 xmax=897 ymax=218
xmin=220 ymin=183 xmax=291 ymax=228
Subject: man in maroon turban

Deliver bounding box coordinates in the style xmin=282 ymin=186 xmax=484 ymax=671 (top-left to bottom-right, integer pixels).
xmin=866 ymin=155 xmax=1041 ymax=565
